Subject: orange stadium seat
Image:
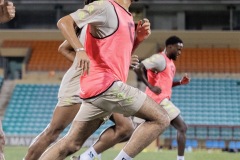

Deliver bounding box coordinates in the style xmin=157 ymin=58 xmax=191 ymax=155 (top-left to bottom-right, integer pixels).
xmin=175 ymin=48 xmax=240 ymax=73
xmin=2 ymin=40 xmax=72 ymax=71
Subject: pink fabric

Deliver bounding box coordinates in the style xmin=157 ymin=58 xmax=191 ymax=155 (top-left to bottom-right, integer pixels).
xmin=145 ymin=52 xmax=176 ymax=103
xmin=80 ymin=0 xmax=135 ymax=98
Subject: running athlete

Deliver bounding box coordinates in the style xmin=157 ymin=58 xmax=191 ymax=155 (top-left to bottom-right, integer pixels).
xmin=24 ymin=4 xmax=139 ymax=160
xmin=134 ymin=36 xmax=190 ymax=160
xmin=39 ymin=0 xmax=170 ymax=159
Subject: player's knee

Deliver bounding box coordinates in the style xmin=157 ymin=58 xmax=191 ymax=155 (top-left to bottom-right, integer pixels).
xmin=68 ymin=141 xmax=82 ymax=153
xmin=45 ymin=124 xmax=65 ymax=141
xmin=178 ymin=123 xmax=188 ymax=134
xmin=156 ymin=114 xmax=170 ymax=130
xmin=117 ymin=124 xmax=134 ymax=140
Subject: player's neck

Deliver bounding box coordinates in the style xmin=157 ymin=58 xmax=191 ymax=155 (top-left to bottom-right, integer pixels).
xmin=114 ymin=0 xmax=131 ymax=11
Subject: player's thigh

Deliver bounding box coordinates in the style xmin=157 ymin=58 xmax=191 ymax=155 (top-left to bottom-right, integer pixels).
xmin=134 ymin=96 xmax=169 ymax=122
xmin=67 ymin=119 xmax=103 ymax=143
xmin=111 ymin=113 xmax=134 ymax=128
xmin=50 ymin=103 xmax=81 ymax=128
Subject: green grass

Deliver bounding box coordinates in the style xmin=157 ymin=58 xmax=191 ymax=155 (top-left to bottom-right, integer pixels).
xmin=4 ymin=146 xmax=240 ymax=160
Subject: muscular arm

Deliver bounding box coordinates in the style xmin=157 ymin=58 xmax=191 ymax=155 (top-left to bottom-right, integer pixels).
xmin=57 ymin=16 xmax=90 ymax=73
xmin=172 ymin=81 xmax=181 ymax=87
xmin=132 ymin=19 xmax=151 ymax=53
xmin=58 ymin=40 xmax=76 ymax=62
xmin=134 ymin=63 xmax=161 ymax=95
xmin=57 ymin=16 xmax=84 ymax=51
xmin=172 ymin=73 xmax=190 ymax=87
xmin=134 ymin=63 xmax=152 ymax=88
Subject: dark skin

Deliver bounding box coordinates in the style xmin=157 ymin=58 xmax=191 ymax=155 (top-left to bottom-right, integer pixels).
xmin=134 ymin=43 xmax=190 ymax=156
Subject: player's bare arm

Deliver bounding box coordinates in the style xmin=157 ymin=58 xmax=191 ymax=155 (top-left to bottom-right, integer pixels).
xmin=132 ymin=18 xmax=151 ymax=53
xmin=58 ymin=40 xmax=76 ymax=62
xmin=130 ymin=55 xmax=139 ymax=69
xmin=172 ymin=73 xmax=191 ymax=87
xmin=134 ymin=63 xmax=161 ymax=94
xmin=57 ymin=15 xmax=90 ymax=74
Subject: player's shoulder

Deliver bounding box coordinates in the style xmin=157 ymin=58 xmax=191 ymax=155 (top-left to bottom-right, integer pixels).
xmin=152 ymin=53 xmax=164 ymax=59
xmin=87 ymin=0 xmax=113 ymax=9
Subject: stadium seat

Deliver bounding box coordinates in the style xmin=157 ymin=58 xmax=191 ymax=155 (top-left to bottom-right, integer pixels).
xmin=171 ymin=139 xmax=198 ymax=148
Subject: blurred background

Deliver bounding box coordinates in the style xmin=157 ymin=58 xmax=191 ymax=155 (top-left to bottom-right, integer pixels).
xmin=0 ymin=0 xmax=240 ymax=154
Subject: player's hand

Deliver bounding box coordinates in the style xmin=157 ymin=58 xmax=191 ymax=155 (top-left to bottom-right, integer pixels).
xmin=150 ymin=86 xmax=161 ymax=95
xmin=130 ymin=55 xmax=139 ymax=69
xmin=0 ymin=1 xmax=15 ymax=23
xmin=75 ymin=51 xmax=90 ymax=75
xmin=135 ymin=18 xmax=151 ymax=42
xmin=180 ymin=73 xmax=190 ymax=85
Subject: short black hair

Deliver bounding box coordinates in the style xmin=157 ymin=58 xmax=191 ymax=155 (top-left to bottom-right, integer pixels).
xmin=165 ymin=36 xmax=183 ymax=46
xmin=84 ymin=0 xmax=96 ymax=5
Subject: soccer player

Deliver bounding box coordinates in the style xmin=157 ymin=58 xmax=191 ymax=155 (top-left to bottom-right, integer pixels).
xmin=0 ymin=0 xmax=15 ymax=23
xmin=38 ymin=0 xmax=170 ymax=160
xmin=134 ymin=36 xmax=190 ymax=160
xmin=0 ymin=0 xmax=15 ymax=159
xmin=24 ymin=27 xmax=139 ymax=160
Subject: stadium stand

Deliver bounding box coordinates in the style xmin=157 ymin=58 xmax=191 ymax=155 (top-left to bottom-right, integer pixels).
xmin=1 ymin=40 xmax=72 ymax=71
xmin=228 ymin=141 xmax=240 ymax=150
xmin=1 ymin=30 xmax=240 ymax=148
xmin=2 ymin=84 xmax=114 ymax=137
xmin=205 ymin=140 xmax=226 ymax=149
xmin=174 ymin=48 xmax=240 ymax=73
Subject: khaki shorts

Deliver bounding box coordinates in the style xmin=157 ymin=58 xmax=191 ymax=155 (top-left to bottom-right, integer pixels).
xmin=160 ymin=98 xmax=180 ymax=121
xmin=57 ymin=59 xmax=83 ymax=107
xmin=74 ymin=81 xmax=147 ymax=121
xmin=133 ymin=98 xmax=180 ymax=124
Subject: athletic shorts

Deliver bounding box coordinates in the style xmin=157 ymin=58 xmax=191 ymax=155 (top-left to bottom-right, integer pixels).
xmin=133 ymin=98 xmax=180 ymax=124
xmin=160 ymin=98 xmax=180 ymax=121
xmin=74 ymin=81 xmax=147 ymax=121
xmin=57 ymin=59 xmax=82 ymax=107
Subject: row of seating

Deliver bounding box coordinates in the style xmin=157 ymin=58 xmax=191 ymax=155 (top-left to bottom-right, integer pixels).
xmin=172 ymin=78 xmax=240 ymax=126
xmin=3 ymin=83 xmax=115 ymax=136
xmin=2 ymin=40 xmax=240 ymax=73
xmin=2 ymin=78 xmax=240 ymax=140
xmin=2 ymin=40 xmax=72 ymax=71
xmin=172 ymin=139 xmax=240 ymax=149
xmin=174 ymin=48 xmax=240 ymax=73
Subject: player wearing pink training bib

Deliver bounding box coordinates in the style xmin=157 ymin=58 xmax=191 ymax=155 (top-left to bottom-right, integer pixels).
xmin=135 ymin=36 xmax=191 ymax=160
xmin=80 ymin=0 xmax=135 ymax=98
xmin=39 ymin=1 xmax=170 ymax=160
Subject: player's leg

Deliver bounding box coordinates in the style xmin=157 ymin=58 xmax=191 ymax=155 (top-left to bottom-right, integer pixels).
xmin=92 ymin=113 xmax=135 ymax=152
xmin=160 ymin=98 xmax=187 ymax=160
xmin=86 ymin=81 xmax=170 ymax=159
xmin=115 ymin=96 xmax=170 ymax=159
xmin=78 ymin=113 xmax=135 ymax=160
xmin=0 ymin=121 xmax=5 ymax=160
xmin=171 ymin=115 xmax=187 ymax=160
xmin=0 ymin=139 xmax=5 ymax=160
xmin=39 ymin=102 xmax=109 ymax=160
xmin=24 ymin=104 xmax=80 ymax=160
xmin=24 ymin=64 xmax=82 ymax=160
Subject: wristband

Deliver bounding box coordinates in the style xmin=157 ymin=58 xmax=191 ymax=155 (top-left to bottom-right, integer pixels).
xmin=75 ymin=48 xmax=85 ymax=52
xmin=179 ymin=80 xmax=182 ymax=85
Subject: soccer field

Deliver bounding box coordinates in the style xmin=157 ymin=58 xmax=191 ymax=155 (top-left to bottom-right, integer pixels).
xmin=4 ymin=146 xmax=240 ymax=160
